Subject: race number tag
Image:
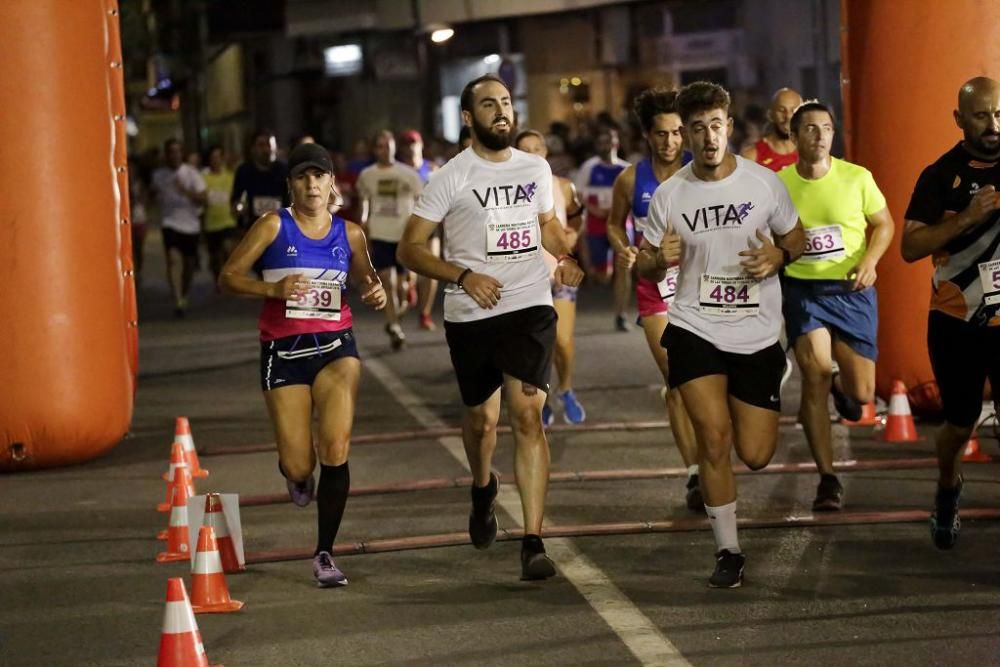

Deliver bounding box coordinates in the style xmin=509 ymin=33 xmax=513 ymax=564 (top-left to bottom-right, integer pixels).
xmin=978 ymin=259 xmax=1000 ymax=305
xmin=698 ymin=274 xmax=760 ymax=316
xmin=486 ymin=218 xmax=539 ymax=263
xmin=285 ymin=279 xmax=342 ymax=320
xmin=253 ymin=196 xmax=282 ymax=216
xmin=207 ymin=189 xmax=229 ymax=206
xmin=657 ymin=266 xmax=680 ymax=303
xmin=802 ymin=225 xmax=846 ymax=261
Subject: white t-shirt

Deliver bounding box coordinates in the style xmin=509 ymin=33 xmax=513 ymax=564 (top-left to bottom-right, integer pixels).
xmin=412 ymin=147 xmax=555 ymax=323
xmin=152 ymin=164 xmax=206 ymax=235
xmin=357 ymin=162 xmax=424 ymax=242
xmin=644 ymin=156 xmax=798 ymax=354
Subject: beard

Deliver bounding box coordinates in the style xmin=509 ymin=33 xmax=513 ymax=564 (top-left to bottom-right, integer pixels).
xmin=966 ymin=128 xmax=1000 ymax=159
xmin=472 ymin=115 xmax=513 ymax=151
xmin=774 ymin=125 xmax=791 ymax=140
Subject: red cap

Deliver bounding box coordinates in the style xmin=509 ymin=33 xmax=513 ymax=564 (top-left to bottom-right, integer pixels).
xmin=400 ymin=129 xmax=422 ymax=144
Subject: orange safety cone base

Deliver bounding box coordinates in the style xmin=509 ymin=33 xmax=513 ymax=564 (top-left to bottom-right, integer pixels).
xmin=192 ymin=599 xmax=245 ymax=614
xmin=842 ymin=402 xmax=879 ymax=426
xmin=157 ymin=529 xmax=168 ymax=541
xmin=156 ymin=551 xmax=189 ymax=563
xmin=157 ymin=501 xmax=172 ymax=513
xmin=962 ymin=437 xmax=991 ymax=463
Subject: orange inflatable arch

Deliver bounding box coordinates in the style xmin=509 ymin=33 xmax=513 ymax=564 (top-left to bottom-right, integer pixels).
xmin=0 ymin=0 xmax=134 ymax=471
xmin=842 ymin=0 xmax=1000 ymax=413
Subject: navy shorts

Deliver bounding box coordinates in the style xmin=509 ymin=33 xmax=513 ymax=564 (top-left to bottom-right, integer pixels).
xmin=260 ymin=329 xmax=359 ymax=391
xmin=782 ymin=277 xmax=878 ymax=361
xmin=370 ymin=240 xmax=405 ymax=272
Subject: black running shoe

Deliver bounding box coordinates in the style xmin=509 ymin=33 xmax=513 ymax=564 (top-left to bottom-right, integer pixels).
xmin=831 ymin=372 xmax=862 ymax=422
xmin=469 ymin=473 xmax=499 ymax=550
xmin=812 ymin=474 xmax=844 ymax=512
xmin=930 ymin=478 xmax=963 ymax=550
xmin=709 ymin=549 xmax=745 ymax=588
xmin=521 ymin=534 xmax=556 ymax=580
xmin=685 ymin=475 xmax=705 ymax=512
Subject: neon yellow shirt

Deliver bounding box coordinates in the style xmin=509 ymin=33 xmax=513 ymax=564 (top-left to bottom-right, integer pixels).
xmin=778 ymin=158 xmax=886 ymax=280
xmin=202 ymin=169 xmax=237 ymax=232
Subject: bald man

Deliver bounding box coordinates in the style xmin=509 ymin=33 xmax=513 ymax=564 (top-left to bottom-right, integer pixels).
xmin=902 ymin=76 xmax=1000 ymax=550
xmin=741 ymin=87 xmax=803 ymax=172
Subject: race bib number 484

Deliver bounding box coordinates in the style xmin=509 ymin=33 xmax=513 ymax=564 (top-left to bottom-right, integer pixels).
xmin=802 ymin=224 xmax=846 ymax=261
xmin=285 ymin=279 xmax=342 ymax=320
xmin=486 ymin=218 xmax=539 ymax=263
xmin=698 ymin=274 xmax=760 ymax=316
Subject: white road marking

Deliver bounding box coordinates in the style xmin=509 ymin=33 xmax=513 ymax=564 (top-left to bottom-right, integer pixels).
xmin=366 ymin=358 xmax=691 ymax=666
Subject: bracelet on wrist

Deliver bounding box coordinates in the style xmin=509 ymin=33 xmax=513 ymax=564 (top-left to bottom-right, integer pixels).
xmin=456 ymin=267 xmax=472 ymax=288
xmin=557 ymin=253 xmax=578 ymax=263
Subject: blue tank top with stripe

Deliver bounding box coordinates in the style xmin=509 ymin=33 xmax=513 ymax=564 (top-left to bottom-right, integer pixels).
xmin=631 ymin=159 xmax=662 ymax=233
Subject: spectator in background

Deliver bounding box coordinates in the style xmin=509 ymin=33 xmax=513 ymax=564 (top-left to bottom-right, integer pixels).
xmin=202 ymin=145 xmax=239 ymax=284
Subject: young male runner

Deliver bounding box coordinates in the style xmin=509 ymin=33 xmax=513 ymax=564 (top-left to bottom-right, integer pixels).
xmin=638 ymin=81 xmax=805 ymax=588
xmin=398 ymin=75 xmax=584 ymax=580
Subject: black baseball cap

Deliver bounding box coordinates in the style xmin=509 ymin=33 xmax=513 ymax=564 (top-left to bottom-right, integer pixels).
xmin=288 ymin=142 xmax=334 ymax=176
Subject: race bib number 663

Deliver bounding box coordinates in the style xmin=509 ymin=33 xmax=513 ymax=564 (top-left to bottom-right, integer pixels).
xmin=698 ymin=274 xmax=760 ymax=316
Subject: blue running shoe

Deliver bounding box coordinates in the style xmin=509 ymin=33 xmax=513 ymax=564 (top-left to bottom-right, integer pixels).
xmin=313 ymin=551 xmax=348 ymax=587
xmin=930 ymin=478 xmax=962 ymax=550
xmin=559 ymin=390 xmax=586 ymax=424
xmin=542 ymin=403 xmax=554 ymax=428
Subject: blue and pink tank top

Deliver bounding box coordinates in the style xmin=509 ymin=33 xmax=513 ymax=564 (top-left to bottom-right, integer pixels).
xmin=255 ymin=208 xmax=353 ymax=341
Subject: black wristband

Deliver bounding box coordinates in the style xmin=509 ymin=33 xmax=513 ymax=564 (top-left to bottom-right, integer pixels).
xmin=456 ymin=268 xmax=472 ymax=288
xmin=780 ymin=246 xmax=792 ymax=266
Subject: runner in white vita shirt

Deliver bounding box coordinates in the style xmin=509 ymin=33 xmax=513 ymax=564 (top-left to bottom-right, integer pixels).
xmin=638 ymin=81 xmax=806 ymax=589
xmin=398 ymin=74 xmax=584 ymax=581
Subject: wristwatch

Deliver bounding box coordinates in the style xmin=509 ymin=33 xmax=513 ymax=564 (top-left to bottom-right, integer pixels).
xmin=780 ymin=247 xmax=792 ymax=266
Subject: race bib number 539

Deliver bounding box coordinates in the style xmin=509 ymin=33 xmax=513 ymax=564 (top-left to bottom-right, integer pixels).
xmin=285 ymin=279 xmax=342 ymax=320
xmin=698 ymin=274 xmax=760 ymax=316
xmin=486 ymin=218 xmax=539 ymax=263
xmin=978 ymin=259 xmax=1000 ymax=305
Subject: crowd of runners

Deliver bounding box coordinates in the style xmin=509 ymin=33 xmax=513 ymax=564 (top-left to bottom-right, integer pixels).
xmin=170 ymin=72 xmax=1000 ymax=589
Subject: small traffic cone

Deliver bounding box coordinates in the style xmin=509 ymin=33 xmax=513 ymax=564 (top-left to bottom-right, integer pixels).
xmin=203 ymin=494 xmax=243 ymax=573
xmin=158 ymin=465 xmax=193 ymax=538
xmin=842 ymin=401 xmax=879 ymax=426
xmin=881 ymin=380 xmax=919 ymax=443
xmin=962 ymin=431 xmax=991 ymax=463
xmin=190 ymin=526 xmax=244 ymax=614
xmin=175 ymin=417 xmax=209 ymax=479
xmin=159 ymin=453 xmax=195 ymax=513
xmin=158 ymin=483 xmax=192 ymax=563
xmin=157 ymin=577 xmax=221 ymax=667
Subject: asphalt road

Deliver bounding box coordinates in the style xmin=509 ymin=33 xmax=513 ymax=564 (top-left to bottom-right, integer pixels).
xmin=3 ymin=235 xmax=1000 ymax=666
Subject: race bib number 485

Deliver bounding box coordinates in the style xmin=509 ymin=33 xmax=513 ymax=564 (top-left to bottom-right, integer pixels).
xmin=285 ymin=279 xmax=342 ymax=320
xmin=802 ymin=224 xmax=846 ymax=261
xmin=698 ymin=274 xmax=760 ymax=316
xmin=486 ymin=218 xmax=539 ymax=263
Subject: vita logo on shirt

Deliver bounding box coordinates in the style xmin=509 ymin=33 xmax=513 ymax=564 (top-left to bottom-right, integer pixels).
xmin=473 ymin=182 xmax=537 ymax=208
xmin=682 ymin=201 xmax=754 ymax=232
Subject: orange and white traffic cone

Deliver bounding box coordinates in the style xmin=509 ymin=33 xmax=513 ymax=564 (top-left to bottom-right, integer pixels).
xmin=842 ymin=401 xmax=879 ymax=426
xmin=175 ymin=417 xmax=209 ymax=479
xmin=962 ymin=431 xmax=991 ymax=463
xmin=158 ymin=483 xmax=193 ymax=563
xmin=159 ymin=454 xmax=195 ymax=513
xmin=190 ymin=526 xmax=244 ymax=614
xmin=157 ymin=577 xmax=221 ymax=667
xmin=881 ymin=380 xmax=919 ymax=443
xmin=203 ymin=494 xmax=243 ymax=573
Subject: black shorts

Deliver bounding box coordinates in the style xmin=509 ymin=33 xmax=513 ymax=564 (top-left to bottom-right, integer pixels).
xmin=370 ymin=239 xmax=405 ymax=272
xmin=661 ymin=323 xmax=784 ymax=412
xmin=927 ymin=311 xmax=1000 ymax=427
xmin=260 ymin=329 xmax=359 ymax=392
xmin=444 ymin=305 xmax=556 ymax=407
xmin=162 ymin=227 xmax=200 ymax=259
xmin=204 ymin=227 xmax=237 ymax=255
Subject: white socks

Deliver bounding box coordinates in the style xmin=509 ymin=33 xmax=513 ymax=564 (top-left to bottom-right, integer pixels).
xmin=687 ymin=464 xmax=699 ymax=478
xmin=705 ymin=500 xmax=741 ymax=553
